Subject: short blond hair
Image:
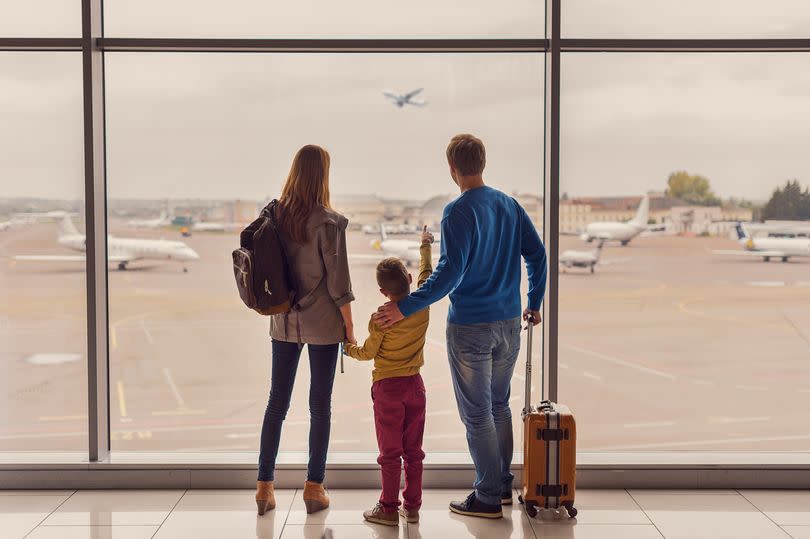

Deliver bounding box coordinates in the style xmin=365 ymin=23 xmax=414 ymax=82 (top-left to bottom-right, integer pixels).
xmin=446 ymin=134 xmax=486 ymax=176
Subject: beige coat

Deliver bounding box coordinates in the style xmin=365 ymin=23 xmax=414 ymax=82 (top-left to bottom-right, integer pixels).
xmin=269 ymin=205 xmax=354 ymax=345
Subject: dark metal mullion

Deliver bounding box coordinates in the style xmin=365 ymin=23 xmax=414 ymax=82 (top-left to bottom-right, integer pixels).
xmin=0 ymin=38 xmax=82 ymax=51
xmin=561 ymin=38 xmax=810 ymax=52
xmin=543 ymin=0 xmax=561 ymax=403
xmin=97 ymin=37 xmax=548 ymax=53
xmin=82 ymin=0 xmax=110 ymax=463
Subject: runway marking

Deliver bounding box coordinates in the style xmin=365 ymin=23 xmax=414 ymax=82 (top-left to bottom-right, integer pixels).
xmin=563 ymin=344 xmax=676 ymax=381
xmin=152 ymin=409 xmax=207 ymax=416
xmin=559 ymin=362 xmax=570 ymax=370
xmin=675 ymin=297 xmax=791 ymax=332
xmin=162 ymin=367 xmax=186 ymax=408
xmin=513 ymin=373 xmax=525 ymax=382
xmin=623 ymin=421 xmax=676 ymax=429
xmin=582 ymin=371 xmax=602 ymax=382
xmin=225 ymin=433 xmax=258 ymax=439
xmin=747 ymin=281 xmax=785 ymax=287
xmin=710 ymin=416 xmax=771 ymax=424
xmin=598 ymin=433 xmax=810 ymax=451
xmin=141 ymin=318 xmax=154 ymax=344
xmin=110 ymin=325 xmax=118 ymax=349
xmin=735 ymin=384 xmax=769 ymax=392
xmin=797 ymin=388 xmax=810 ymax=394
xmin=39 ymin=414 xmax=87 ymax=422
xmin=116 ymin=380 xmax=130 ymax=421
xmin=691 ymin=379 xmax=717 ymax=387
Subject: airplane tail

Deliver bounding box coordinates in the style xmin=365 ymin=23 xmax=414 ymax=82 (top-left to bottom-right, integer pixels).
xmin=629 ymin=195 xmax=650 ymax=228
xmin=734 ymin=222 xmax=752 ymax=244
xmin=57 ymin=216 xmax=80 ymax=239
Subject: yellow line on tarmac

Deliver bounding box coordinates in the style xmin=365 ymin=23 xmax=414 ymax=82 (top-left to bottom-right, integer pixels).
xmin=116 ymin=380 xmax=128 ymax=418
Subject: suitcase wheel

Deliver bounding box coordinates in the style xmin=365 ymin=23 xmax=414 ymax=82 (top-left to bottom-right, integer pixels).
xmin=563 ymin=502 xmax=578 ymax=518
xmin=517 ymin=494 xmax=524 ymax=505
xmin=524 ymin=502 xmax=538 ymax=518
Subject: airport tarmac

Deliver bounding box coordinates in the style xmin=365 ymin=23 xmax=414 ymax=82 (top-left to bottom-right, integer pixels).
xmin=1 ymin=222 xmax=809 ymax=453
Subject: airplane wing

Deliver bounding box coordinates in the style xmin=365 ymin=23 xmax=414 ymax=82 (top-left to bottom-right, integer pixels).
xmin=711 ymin=249 xmax=786 ymax=258
xmin=14 ymin=254 xmax=132 ymax=263
xmin=382 ymin=91 xmax=399 ymax=100
xmin=405 ymin=88 xmax=423 ymax=99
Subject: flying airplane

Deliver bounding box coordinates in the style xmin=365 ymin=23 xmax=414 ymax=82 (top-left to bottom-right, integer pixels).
xmin=350 ymin=224 xmax=436 ymax=266
xmin=712 ymin=223 xmax=810 ymax=263
xmin=13 ymin=217 xmax=199 ymax=272
xmin=383 ymin=88 xmax=427 ymax=108
xmin=580 ymin=194 xmax=650 ymax=246
xmin=127 ymin=211 xmax=171 ymax=229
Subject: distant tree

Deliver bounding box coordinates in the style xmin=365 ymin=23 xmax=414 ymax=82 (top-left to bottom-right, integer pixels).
xmin=665 ymin=171 xmax=721 ymax=206
xmin=762 ymin=180 xmax=810 ymax=220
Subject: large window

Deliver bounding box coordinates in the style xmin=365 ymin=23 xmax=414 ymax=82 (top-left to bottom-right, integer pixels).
xmin=559 ymin=53 xmax=810 ymax=451
xmin=104 ymin=52 xmax=544 ymax=451
xmin=103 ymin=0 xmax=544 ymax=39
xmin=0 ymin=53 xmax=86 ymax=452
xmin=563 ymin=0 xmax=810 ymax=38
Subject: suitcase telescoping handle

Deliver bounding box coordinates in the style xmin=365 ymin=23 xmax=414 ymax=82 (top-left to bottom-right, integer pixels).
xmin=523 ymin=315 xmax=543 ymax=418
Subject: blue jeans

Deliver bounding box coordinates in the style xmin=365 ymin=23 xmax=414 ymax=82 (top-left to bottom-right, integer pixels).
xmin=258 ymin=340 xmax=338 ymax=482
xmin=447 ymin=317 xmax=522 ymax=506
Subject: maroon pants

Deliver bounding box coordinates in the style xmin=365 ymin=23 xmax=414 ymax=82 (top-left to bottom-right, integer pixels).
xmin=372 ymin=373 xmax=426 ymax=512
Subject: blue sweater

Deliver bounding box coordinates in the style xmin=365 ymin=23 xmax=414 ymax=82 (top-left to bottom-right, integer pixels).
xmin=398 ymin=185 xmax=548 ymax=325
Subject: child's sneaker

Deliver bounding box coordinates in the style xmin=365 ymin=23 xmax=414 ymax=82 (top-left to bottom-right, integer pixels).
xmin=363 ymin=503 xmax=399 ymax=526
xmin=399 ymin=507 xmax=420 ymax=523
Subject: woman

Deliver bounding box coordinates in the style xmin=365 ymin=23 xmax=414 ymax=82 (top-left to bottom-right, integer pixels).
xmin=256 ymin=145 xmax=355 ymax=516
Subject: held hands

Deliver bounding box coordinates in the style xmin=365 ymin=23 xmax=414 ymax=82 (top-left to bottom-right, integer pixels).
xmin=344 ymin=324 xmax=357 ymax=345
xmin=373 ymin=301 xmax=405 ymax=329
xmin=421 ymin=225 xmax=434 ymax=246
xmin=523 ymin=307 xmax=541 ymax=326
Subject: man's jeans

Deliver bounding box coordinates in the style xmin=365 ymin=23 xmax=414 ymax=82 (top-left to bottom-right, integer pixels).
xmin=447 ymin=317 xmax=522 ymax=506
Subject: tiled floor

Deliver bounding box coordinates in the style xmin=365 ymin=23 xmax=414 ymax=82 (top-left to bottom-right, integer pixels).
xmin=1 ymin=488 xmax=808 ymax=538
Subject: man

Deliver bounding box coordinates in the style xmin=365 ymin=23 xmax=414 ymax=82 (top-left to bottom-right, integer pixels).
xmin=374 ymin=133 xmax=547 ymax=519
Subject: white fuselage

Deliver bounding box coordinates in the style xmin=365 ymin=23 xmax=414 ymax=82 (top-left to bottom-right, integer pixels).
xmin=582 ymin=222 xmax=645 ymax=243
xmin=191 ymin=222 xmax=241 ymax=232
xmin=560 ymin=250 xmax=598 ymax=268
xmin=372 ymin=239 xmax=423 ymax=265
xmin=58 ymin=234 xmax=200 ymax=264
xmin=745 ymin=236 xmax=810 ymax=258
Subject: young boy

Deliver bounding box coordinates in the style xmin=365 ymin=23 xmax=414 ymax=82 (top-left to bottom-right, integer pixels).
xmin=343 ymin=226 xmax=434 ymax=527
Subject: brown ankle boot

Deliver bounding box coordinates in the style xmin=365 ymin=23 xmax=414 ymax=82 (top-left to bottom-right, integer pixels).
xmin=256 ymin=480 xmax=276 ymax=515
xmin=303 ymin=480 xmax=330 ymax=514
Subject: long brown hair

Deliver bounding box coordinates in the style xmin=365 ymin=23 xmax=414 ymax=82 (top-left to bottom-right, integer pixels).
xmin=277 ymin=145 xmax=332 ymax=243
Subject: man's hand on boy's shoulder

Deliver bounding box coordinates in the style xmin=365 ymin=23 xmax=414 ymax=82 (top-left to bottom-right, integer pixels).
xmin=374 ymin=300 xmax=404 ymax=329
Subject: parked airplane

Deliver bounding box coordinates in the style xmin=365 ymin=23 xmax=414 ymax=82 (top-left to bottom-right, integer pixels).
xmin=580 ymin=194 xmax=650 ymax=246
xmin=350 ymin=225 xmax=436 ymax=266
xmin=560 ymin=241 xmax=605 ymax=273
xmin=0 ymin=220 xmax=12 ymax=231
xmin=13 ymin=210 xmax=72 ymax=222
xmin=191 ymin=221 xmax=241 ymax=232
xmin=559 ymin=240 xmax=630 ymax=274
xmin=127 ymin=211 xmax=171 ymax=229
xmin=383 ymin=88 xmax=427 ymax=108
xmin=712 ymin=223 xmax=810 ymax=263
xmin=13 ymin=217 xmax=199 ymax=272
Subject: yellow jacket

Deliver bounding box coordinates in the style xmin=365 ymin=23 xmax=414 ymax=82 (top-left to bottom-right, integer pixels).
xmin=344 ymin=244 xmax=432 ymax=382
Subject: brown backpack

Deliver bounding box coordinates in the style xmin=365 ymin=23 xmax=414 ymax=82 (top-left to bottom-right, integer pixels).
xmin=232 ymin=200 xmax=293 ymax=315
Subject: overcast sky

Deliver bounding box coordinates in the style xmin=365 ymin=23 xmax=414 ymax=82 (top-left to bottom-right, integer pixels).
xmin=2 ymin=2 xmax=810 ymax=202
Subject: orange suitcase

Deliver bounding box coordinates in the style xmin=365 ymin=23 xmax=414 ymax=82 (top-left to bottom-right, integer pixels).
xmin=518 ymin=322 xmax=577 ymax=518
